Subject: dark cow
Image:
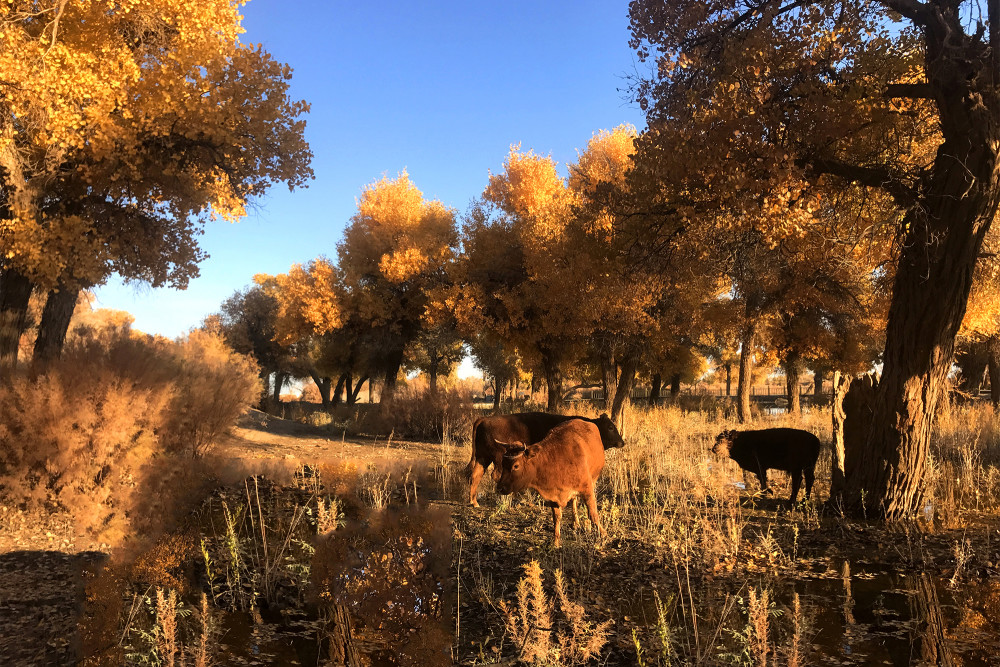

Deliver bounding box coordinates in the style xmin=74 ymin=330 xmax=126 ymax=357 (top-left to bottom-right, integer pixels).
xmin=496 ymin=420 xmax=606 ymax=547
xmin=465 ymin=412 xmax=624 ymax=507
xmin=712 ymin=428 xmax=821 ymax=504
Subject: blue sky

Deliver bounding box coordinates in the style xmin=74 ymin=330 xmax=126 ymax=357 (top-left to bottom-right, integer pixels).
xmin=93 ymin=0 xmax=647 ymax=339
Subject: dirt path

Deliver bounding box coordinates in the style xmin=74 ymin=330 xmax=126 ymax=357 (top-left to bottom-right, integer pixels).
xmin=218 ymin=409 xmax=467 ymax=466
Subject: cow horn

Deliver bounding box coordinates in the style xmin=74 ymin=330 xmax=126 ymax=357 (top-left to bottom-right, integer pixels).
xmin=503 ymin=445 xmax=527 ymax=459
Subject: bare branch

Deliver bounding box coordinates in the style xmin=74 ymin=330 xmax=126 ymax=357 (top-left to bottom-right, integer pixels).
xmin=806 ymin=157 xmax=917 ymax=207
xmin=885 ymin=82 xmax=934 ymax=98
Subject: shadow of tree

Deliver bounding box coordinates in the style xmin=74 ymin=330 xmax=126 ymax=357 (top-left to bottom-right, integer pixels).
xmin=0 ymin=549 xmax=107 ymax=666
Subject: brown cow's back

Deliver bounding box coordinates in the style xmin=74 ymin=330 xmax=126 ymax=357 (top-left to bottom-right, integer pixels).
xmin=528 ymin=420 xmax=605 ymax=499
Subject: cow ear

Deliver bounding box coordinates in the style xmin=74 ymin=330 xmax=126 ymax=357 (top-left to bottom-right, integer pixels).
xmin=599 ymin=413 xmax=609 ymax=420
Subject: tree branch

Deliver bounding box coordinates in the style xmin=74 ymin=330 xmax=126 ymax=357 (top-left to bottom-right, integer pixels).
xmin=877 ymin=0 xmax=933 ymax=27
xmin=806 ymin=157 xmax=917 ymax=207
xmin=885 ymin=82 xmax=933 ymax=99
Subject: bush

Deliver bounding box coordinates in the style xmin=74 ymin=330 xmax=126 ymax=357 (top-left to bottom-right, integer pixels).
xmin=0 ymin=328 xmax=259 ymax=542
xmin=357 ymin=385 xmax=476 ymax=441
xmin=160 ymin=330 xmax=260 ymax=457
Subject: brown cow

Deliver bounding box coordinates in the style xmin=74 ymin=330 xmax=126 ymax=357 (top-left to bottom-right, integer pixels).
xmin=464 ymin=412 xmax=624 ymax=507
xmin=495 ymin=420 xmax=606 ymax=547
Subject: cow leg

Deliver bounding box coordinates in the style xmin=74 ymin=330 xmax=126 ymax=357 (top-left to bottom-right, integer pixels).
xmin=804 ymin=466 xmax=815 ymax=500
xmin=790 ymin=469 xmax=803 ymax=506
xmin=584 ymin=486 xmax=605 ymax=538
xmin=551 ymin=504 xmax=563 ymax=548
xmin=468 ymin=457 xmax=489 ymax=507
xmin=569 ymin=497 xmax=579 ymax=530
xmin=756 ymin=468 xmax=770 ymax=495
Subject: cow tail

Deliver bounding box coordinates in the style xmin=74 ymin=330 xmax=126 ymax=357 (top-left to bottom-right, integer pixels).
xmin=465 ymin=419 xmax=482 ymax=481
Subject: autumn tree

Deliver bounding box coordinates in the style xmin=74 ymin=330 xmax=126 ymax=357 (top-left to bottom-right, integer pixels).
xmin=0 ymin=0 xmax=312 ymax=368
xmin=627 ymin=0 xmax=990 ymax=517
xmin=214 ymin=283 xmax=289 ymax=409
xmin=337 ymin=172 xmax=457 ymax=404
xmin=448 ymin=151 xmax=584 ymax=410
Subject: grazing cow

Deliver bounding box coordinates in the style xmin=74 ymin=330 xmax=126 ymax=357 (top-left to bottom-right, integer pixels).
xmin=495 ymin=420 xmax=606 ymax=547
xmin=712 ymin=428 xmax=821 ymax=504
xmin=464 ymin=412 xmax=624 ymax=507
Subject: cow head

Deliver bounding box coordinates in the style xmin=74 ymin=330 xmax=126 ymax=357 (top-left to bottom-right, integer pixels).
xmin=497 ymin=445 xmax=534 ymax=495
xmin=595 ymin=413 xmax=626 ymax=449
xmin=491 ymin=439 xmax=524 ymax=480
xmin=712 ymin=429 xmax=736 ymax=457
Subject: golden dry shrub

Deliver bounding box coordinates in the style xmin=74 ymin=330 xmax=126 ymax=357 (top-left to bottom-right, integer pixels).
xmin=0 ymin=328 xmax=259 ymax=542
xmin=0 ymin=333 xmax=173 ymax=541
xmin=159 ymin=329 xmax=260 ymax=457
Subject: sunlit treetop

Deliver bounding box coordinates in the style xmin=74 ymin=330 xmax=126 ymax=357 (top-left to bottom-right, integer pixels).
xmin=1 ymin=0 xmax=313 ymax=290
xmin=628 ymin=0 xmax=940 ymax=244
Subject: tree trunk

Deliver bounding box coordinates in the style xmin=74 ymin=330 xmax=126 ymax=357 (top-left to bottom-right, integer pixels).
xmin=350 ymin=375 xmax=368 ymax=404
xmin=428 ymin=359 xmax=439 ymax=399
xmin=345 ymin=371 xmax=355 ymax=405
xmin=332 ymin=373 xmax=347 ymax=408
xmin=649 ymin=372 xmax=662 ymax=406
xmin=784 ymin=353 xmax=802 ymax=415
xmin=541 ymin=349 xmax=563 ymax=411
xmin=830 ymin=371 xmax=852 ymax=507
xmin=736 ymin=321 xmax=757 ymax=424
xmin=492 ymin=377 xmax=502 ymax=411
xmin=33 ymin=284 xmax=80 ymax=364
xmin=669 ymin=372 xmax=681 ymax=398
xmin=989 ymin=336 xmax=1000 ymax=408
xmin=724 ymin=363 xmax=732 ymax=397
xmin=308 ymin=370 xmax=332 ymax=408
xmin=258 ymin=368 xmax=272 ymax=410
xmin=843 ymin=373 xmax=881 ymax=516
xmin=380 ymin=346 xmax=405 ymax=404
xmin=324 ymin=602 xmax=363 ymax=667
xmin=814 ymin=368 xmax=825 ymax=397
xmin=272 ymin=371 xmax=287 ymax=407
xmin=0 ymin=267 xmax=33 ymax=372
xmin=599 ymin=348 xmax=618 ymax=412
xmin=610 ymin=354 xmax=638 ymax=421
xmin=842 ymin=29 xmax=1000 ymax=518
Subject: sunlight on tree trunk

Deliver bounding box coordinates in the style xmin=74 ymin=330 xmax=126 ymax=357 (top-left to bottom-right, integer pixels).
xmin=737 ymin=322 xmax=756 ymax=424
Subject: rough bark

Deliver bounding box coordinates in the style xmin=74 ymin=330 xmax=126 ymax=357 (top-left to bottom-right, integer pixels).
xmin=830 ymin=371 xmax=852 ymax=506
xmin=610 ymin=354 xmax=639 ymax=421
xmin=33 ymin=284 xmax=80 ymax=364
xmin=736 ymin=321 xmax=757 ymax=423
xmin=0 ymin=267 xmax=33 ymax=371
xmin=669 ymin=372 xmax=681 ymax=398
xmin=784 ymin=353 xmax=802 ymax=415
xmin=649 ymin=372 xmax=662 ymax=406
xmin=842 ymin=13 xmax=1000 ymax=518
xmin=914 ymin=573 xmax=955 ymax=667
xmin=843 ymin=373 xmax=880 ymax=516
xmin=324 ymin=602 xmax=362 ymax=667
